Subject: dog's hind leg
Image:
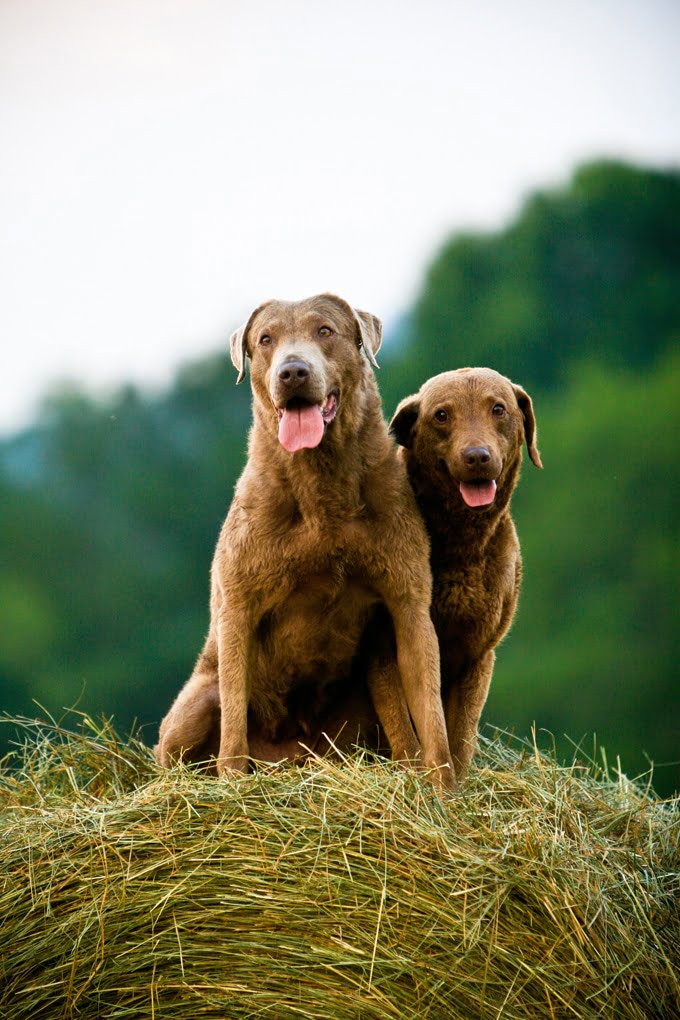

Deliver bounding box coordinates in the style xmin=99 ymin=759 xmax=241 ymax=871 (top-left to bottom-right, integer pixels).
xmin=154 ymin=634 xmax=221 ymax=769
xmin=367 ymin=658 xmax=421 ymax=763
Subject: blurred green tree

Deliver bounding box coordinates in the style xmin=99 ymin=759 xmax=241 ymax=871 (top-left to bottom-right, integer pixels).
xmin=488 ymin=349 xmax=680 ymax=790
xmin=387 ymin=160 xmax=680 ymax=400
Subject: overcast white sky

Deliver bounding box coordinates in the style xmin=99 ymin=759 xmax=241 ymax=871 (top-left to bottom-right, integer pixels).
xmin=1 ymin=0 xmax=679 ymax=433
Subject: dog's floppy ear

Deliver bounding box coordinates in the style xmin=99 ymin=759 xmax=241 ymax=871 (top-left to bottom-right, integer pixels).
xmin=513 ymin=384 xmax=543 ymax=468
xmin=353 ymin=308 xmax=382 ymax=369
xmin=317 ymin=293 xmax=382 ymax=369
xmin=229 ymin=323 xmax=249 ymax=385
xmin=389 ymin=394 xmax=420 ymax=449
xmin=229 ymin=302 xmax=269 ymax=384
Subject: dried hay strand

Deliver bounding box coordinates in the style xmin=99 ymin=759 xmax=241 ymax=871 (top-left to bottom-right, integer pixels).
xmin=0 ymin=714 xmax=678 ymax=1019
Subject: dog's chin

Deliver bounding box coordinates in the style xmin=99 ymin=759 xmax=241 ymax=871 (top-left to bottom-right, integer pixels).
xmin=275 ymin=390 xmax=339 ymax=453
xmin=457 ymin=479 xmax=498 ymax=509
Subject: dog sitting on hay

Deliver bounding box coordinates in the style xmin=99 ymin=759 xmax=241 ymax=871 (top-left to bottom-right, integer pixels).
xmin=374 ymin=367 xmax=542 ymax=781
xmin=155 ymin=294 xmax=541 ymax=785
xmin=155 ymin=293 xmax=454 ymax=787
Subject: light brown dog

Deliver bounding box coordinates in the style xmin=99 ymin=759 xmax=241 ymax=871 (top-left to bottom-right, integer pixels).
xmin=370 ymin=368 xmax=542 ymax=782
xmin=154 ymin=294 xmax=454 ymax=786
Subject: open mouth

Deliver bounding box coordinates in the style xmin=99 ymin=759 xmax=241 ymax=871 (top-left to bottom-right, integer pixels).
xmin=458 ymin=478 xmax=498 ymax=508
xmin=277 ymin=390 xmax=339 ymax=453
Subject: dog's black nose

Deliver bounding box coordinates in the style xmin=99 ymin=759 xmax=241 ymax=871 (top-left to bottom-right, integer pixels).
xmin=278 ymin=360 xmax=310 ymax=387
xmin=463 ymin=446 xmax=491 ymax=468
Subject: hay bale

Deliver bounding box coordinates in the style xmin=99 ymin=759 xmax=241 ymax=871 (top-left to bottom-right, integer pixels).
xmin=0 ymin=716 xmax=678 ymax=1019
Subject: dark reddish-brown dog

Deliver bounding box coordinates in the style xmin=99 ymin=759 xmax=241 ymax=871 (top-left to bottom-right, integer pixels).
xmin=370 ymin=367 xmax=542 ymax=782
xmin=154 ymin=294 xmax=454 ymax=787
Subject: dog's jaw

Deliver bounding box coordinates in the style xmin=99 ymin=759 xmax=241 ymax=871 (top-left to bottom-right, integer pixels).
xmin=321 ymin=389 xmax=339 ymax=425
xmin=276 ymin=390 xmax=340 ymax=453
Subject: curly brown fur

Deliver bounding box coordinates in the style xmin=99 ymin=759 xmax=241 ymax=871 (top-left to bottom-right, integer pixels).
xmin=154 ymin=295 xmax=453 ymax=787
xmin=370 ymin=368 xmax=542 ymax=783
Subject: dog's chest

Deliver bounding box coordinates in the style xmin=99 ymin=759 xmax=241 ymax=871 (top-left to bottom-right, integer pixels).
xmin=255 ymin=513 xmax=377 ymax=585
xmin=253 ymin=537 xmax=379 ymax=667
xmin=432 ymin=554 xmax=517 ymax=660
xmin=267 ymin=555 xmax=377 ymax=636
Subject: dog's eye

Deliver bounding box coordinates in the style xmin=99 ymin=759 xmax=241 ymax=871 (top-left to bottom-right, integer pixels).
xmin=434 ymin=409 xmax=448 ymax=423
xmin=259 ymin=334 xmax=272 ymax=347
xmin=492 ymin=403 xmax=506 ymax=417
xmin=318 ymin=326 xmax=333 ymax=338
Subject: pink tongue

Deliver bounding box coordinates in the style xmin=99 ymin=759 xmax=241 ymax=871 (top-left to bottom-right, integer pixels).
xmin=459 ymin=479 xmax=497 ymax=507
xmin=278 ymin=404 xmax=325 ymax=452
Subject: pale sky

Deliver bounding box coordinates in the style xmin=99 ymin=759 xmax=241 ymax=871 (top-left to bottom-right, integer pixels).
xmin=1 ymin=0 xmax=679 ymax=433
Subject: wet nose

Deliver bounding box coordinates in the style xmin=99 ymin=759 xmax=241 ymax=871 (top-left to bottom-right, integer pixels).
xmin=463 ymin=446 xmax=491 ymax=468
xmin=278 ymin=360 xmax=310 ymax=387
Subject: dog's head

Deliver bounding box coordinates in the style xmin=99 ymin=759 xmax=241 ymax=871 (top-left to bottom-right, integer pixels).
xmin=230 ymin=294 xmax=382 ymax=453
xmin=390 ymin=368 xmax=542 ymax=509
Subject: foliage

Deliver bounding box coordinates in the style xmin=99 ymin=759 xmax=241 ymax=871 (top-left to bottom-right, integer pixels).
xmin=0 ymin=159 xmax=678 ymax=793
xmin=0 ymin=368 xmax=250 ymax=733
xmin=0 ymin=715 xmax=678 ymax=1019
xmin=489 ymin=349 xmax=680 ymax=788
xmin=401 ymin=160 xmax=680 ymax=395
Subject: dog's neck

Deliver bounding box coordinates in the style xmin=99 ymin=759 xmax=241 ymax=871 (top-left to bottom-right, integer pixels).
xmin=248 ymin=382 xmax=391 ymax=525
xmin=405 ymin=454 xmax=522 ymax=563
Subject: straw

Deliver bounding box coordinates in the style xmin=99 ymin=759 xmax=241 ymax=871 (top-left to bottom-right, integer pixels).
xmin=1 ymin=713 xmax=677 ymax=1019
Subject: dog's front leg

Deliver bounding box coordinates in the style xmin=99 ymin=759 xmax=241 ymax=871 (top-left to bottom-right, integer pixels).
xmin=215 ymin=598 xmax=253 ymax=776
xmin=389 ymin=601 xmax=455 ymax=789
xmin=445 ymin=650 xmax=495 ymax=782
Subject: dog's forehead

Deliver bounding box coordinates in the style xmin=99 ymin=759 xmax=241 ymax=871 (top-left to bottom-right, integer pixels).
xmin=250 ymin=296 xmax=353 ymax=336
xmin=297 ymin=294 xmax=354 ymax=326
xmin=421 ymin=368 xmax=516 ymax=407
xmin=249 ymin=301 xmax=294 ymax=336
